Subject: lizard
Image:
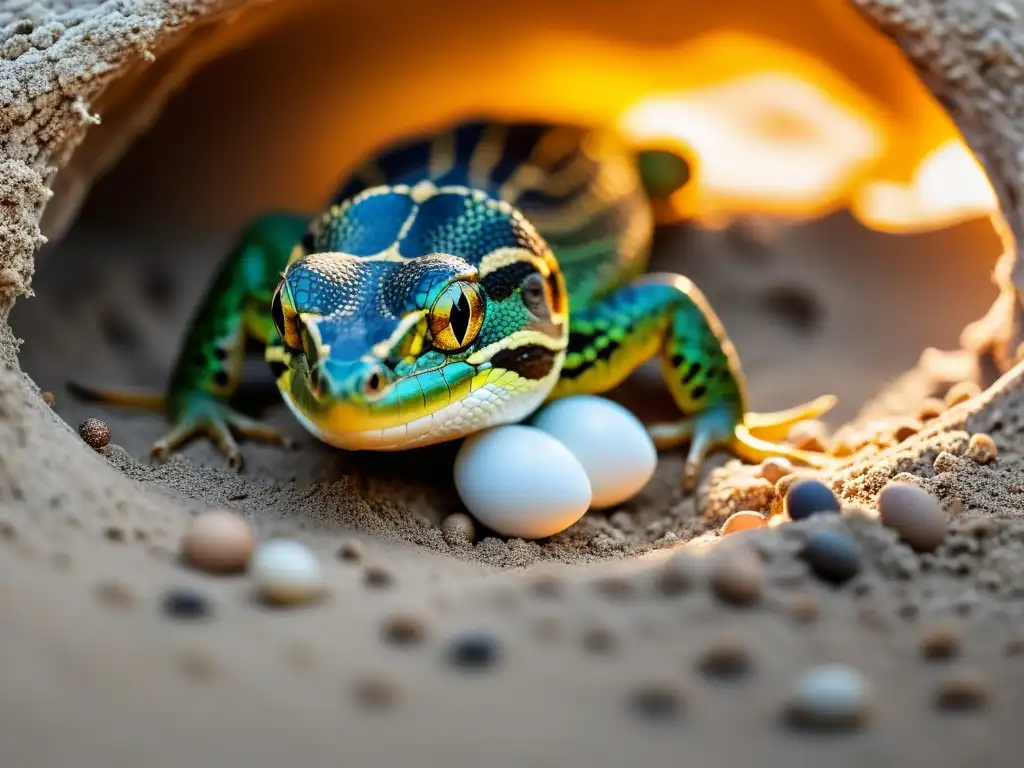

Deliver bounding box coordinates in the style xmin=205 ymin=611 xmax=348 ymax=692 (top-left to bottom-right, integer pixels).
xmin=68 ymin=119 xmax=838 ymax=491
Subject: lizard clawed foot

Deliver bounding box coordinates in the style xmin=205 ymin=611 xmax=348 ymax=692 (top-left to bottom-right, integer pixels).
xmin=151 ymin=394 xmax=292 ymax=471
xmin=648 ymin=394 xmax=839 ymax=493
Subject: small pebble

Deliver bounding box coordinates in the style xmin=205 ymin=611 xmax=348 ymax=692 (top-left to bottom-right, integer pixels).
xmin=944 ymin=381 xmax=981 ymax=408
xmin=920 ymin=623 xmax=961 ymax=661
xmin=250 ymin=539 xmax=325 ymax=605
xmin=447 ymin=631 xmax=500 ymax=671
xmin=787 ymin=665 xmax=871 ymax=730
xmin=788 ymin=593 xmax=821 ymax=624
xmin=878 ymin=481 xmax=948 ymax=552
xmin=364 ymin=565 xmax=393 ymax=589
xmin=382 ymin=614 xmax=427 ymax=646
xmin=161 ymin=587 xmax=212 ymax=620
xmin=440 ymin=513 xmax=476 ymax=546
xmin=582 ymin=624 xmax=617 ymax=653
xmin=181 ymin=509 xmax=256 ymax=574
xmin=696 ymin=637 xmax=753 ymax=681
xmin=785 ymin=479 xmax=840 ymax=520
xmin=934 ymin=669 xmax=989 ymax=711
xmin=932 ymin=450 xmax=959 ymax=474
xmin=898 ymin=602 xmax=920 ymax=622
xmin=787 ymin=421 xmax=828 ymax=452
xmin=964 ymin=433 xmax=997 ymax=464
xmin=96 ymin=579 xmax=135 ymax=608
xmin=709 ymin=548 xmax=763 ymax=605
xmin=1004 ymin=636 xmax=1024 ymax=657
xmin=891 ymin=417 xmax=922 ymax=442
xmin=858 ymin=605 xmax=888 ymax=631
xmin=916 ymin=397 xmax=946 ymax=421
xmin=800 ymin=530 xmax=860 ymax=585
xmin=593 ymin=575 xmax=635 ymax=599
xmin=336 ymin=540 xmax=363 ymax=562
xmin=758 ymin=457 xmax=792 ymax=484
xmin=655 ymin=553 xmax=701 ymax=596
xmin=720 ymin=510 xmax=768 ymax=536
xmin=78 ymin=418 xmax=110 ymax=450
xmin=629 ymin=684 xmax=683 ymax=721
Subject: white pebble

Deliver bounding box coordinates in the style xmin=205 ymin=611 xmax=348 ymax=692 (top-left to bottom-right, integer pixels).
xmin=454 ymin=425 xmax=592 ymax=539
xmin=249 ymin=539 xmax=325 ymax=605
xmin=788 ymin=664 xmax=871 ymax=729
xmin=531 ymin=395 xmax=657 ymax=509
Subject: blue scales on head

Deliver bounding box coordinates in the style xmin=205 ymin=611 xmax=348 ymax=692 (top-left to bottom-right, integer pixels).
xmin=268 ymin=180 xmax=568 ymax=441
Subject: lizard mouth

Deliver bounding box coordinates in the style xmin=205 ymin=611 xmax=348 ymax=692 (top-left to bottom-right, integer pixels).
xmin=274 ymin=356 xmax=563 ymax=451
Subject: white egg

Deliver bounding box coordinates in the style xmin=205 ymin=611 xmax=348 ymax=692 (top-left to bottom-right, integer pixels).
xmin=249 ymin=539 xmax=325 ymax=605
xmin=531 ymin=395 xmax=657 ymax=509
xmin=453 ymin=425 xmax=592 ymax=540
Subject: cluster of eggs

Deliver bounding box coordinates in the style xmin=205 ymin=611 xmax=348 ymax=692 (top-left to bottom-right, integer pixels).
xmin=453 ymin=395 xmax=659 ymax=539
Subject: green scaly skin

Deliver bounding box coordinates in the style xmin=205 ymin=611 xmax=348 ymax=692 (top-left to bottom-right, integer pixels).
xmin=69 ymin=120 xmax=836 ymax=491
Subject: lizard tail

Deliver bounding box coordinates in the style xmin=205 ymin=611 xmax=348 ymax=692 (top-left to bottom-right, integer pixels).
xmin=66 ymin=380 xmax=167 ymax=412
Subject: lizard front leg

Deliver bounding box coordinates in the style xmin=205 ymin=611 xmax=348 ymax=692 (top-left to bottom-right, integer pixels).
xmin=68 ymin=213 xmax=310 ymax=470
xmin=548 ymin=273 xmax=837 ymax=491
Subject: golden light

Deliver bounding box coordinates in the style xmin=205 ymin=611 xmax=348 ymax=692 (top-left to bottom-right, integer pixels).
xmin=851 ymin=140 xmax=999 ymax=232
xmin=622 ymin=71 xmax=885 ymax=221
xmin=66 ymin=0 xmax=1006 ymax=244
xmin=617 ymin=29 xmax=1001 ymax=234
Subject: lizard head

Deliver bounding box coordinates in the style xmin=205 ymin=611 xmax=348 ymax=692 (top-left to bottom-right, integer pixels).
xmin=266 ymin=232 xmax=569 ymax=451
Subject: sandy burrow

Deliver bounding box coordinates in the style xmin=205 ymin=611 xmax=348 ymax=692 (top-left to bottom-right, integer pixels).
xmin=7 ymin=1 xmax=1024 ymax=766
xmin=2 ymin=0 xmax=1024 ymax=504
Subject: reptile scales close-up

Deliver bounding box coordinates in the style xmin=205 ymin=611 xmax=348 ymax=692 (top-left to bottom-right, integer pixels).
xmin=4 ymin=0 xmax=1024 ymax=766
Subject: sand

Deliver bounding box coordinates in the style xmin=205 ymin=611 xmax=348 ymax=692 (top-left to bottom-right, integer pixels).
xmin=7 ymin=0 xmax=1024 ymax=766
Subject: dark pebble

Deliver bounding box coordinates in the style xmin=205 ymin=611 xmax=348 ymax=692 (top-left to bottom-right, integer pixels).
xmin=696 ymin=638 xmax=754 ymax=682
xmin=934 ymin=669 xmax=989 ymax=711
xmin=382 ymin=614 xmax=427 ymax=646
xmin=363 ymin=566 xmax=393 ymax=588
xmin=582 ymin=625 xmax=617 ymax=654
xmin=336 ymin=540 xmax=362 ymax=562
xmin=785 ymin=479 xmax=840 ymax=520
xmin=593 ymin=575 xmax=635 ymax=599
xmin=161 ymin=587 xmax=212 ymax=620
xmin=78 ymin=418 xmax=111 ymax=450
xmin=629 ymin=684 xmax=683 ymax=722
xmin=447 ymin=631 xmax=500 ymax=671
xmin=800 ymin=530 xmax=860 ymax=584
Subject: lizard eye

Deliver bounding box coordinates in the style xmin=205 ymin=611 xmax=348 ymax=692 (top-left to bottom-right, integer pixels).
xmin=429 ymin=281 xmax=485 ymax=352
xmin=271 ymin=280 xmax=302 ymax=351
